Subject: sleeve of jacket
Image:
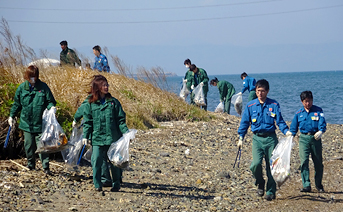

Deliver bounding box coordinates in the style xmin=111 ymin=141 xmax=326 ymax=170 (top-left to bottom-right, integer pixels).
xmin=318 ymin=108 xmax=326 ymax=133
xmin=218 ymin=83 xmax=225 ymax=101
xmin=238 ymin=105 xmax=251 ymax=138
xmin=289 ymin=113 xmax=299 ymax=135
xmin=45 ymin=85 xmax=56 ymax=110
xmin=74 ymin=97 xmax=90 ymax=122
xmin=228 ymin=85 xmax=236 ymax=99
xmin=241 ymin=79 xmax=248 ymax=94
xmin=101 ymin=55 xmax=110 ymax=72
xmin=275 ymin=102 xmax=289 ymax=134
xmin=115 ymin=100 xmax=129 ymax=134
xmin=71 ymin=50 xmax=81 ymax=66
xmin=83 ymin=102 xmax=93 ymax=140
xmin=202 ymin=70 xmax=209 ymax=84
xmin=10 ymin=86 xmax=22 ymax=118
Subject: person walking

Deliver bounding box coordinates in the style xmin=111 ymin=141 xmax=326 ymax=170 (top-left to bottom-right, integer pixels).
xmin=237 ymin=72 xmax=257 ymax=101
xmin=82 ymin=75 xmax=129 ymax=192
xmin=9 ymin=65 xmax=56 ymax=174
xmin=59 ymin=40 xmax=81 ymax=67
xmin=189 ymin=64 xmax=209 ymax=110
xmin=210 ymin=77 xmax=235 ymax=114
xmin=92 ymin=45 xmax=110 ymax=72
xmin=237 ymin=79 xmax=292 ymax=201
xmin=289 ymin=90 xmax=326 ymax=193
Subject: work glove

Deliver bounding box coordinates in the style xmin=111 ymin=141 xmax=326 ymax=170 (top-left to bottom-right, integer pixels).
xmin=78 ymin=66 xmax=82 ymax=70
xmin=314 ymin=131 xmax=323 ymax=140
xmin=8 ymin=117 xmax=15 ymax=127
xmin=200 ymin=82 xmax=204 ymax=86
xmin=183 ymin=79 xmax=187 ymax=83
xmin=191 ymin=85 xmax=194 ymax=90
xmin=237 ymin=92 xmax=242 ymax=95
xmin=50 ymin=106 xmax=57 ymax=114
xmin=286 ymin=131 xmax=293 ymax=136
xmin=82 ymin=138 xmax=91 ymax=145
xmin=72 ymin=120 xmax=77 ymax=128
xmin=237 ymin=136 xmax=243 ymax=149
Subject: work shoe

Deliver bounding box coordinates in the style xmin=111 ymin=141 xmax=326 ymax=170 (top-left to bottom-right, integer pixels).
xmin=264 ymin=194 xmax=275 ymax=201
xmin=102 ymin=182 xmax=112 ymax=187
xmin=110 ymin=187 xmax=120 ymax=192
xmin=257 ymin=183 xmax=265 ymax=197
xmin=316 ymin=185 xmax=325 ymax=193
xmin=44 ymin=169 xmax=52 ymax=175
xmin=95 ymin=188 xmax=103 ymax=192
xmin=300 ymin=186 xmax=311 ymax=192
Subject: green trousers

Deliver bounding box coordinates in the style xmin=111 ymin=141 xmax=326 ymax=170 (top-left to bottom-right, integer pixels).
xmin=224 ymin=98 xmax=231 ymax=114
xmin=201 ymin=92 xmax=208 ymax=111
xmin=299 ymin=134 xmax=323 ymax=188
xmin=91 ymin=145 xmax=121 ymax=189
xmin=190 ymin=92 xmax=195 ymax=105
xmin=23 ymin=131 xmax=49 ymax=169
xmin=250 ymin=133 xmax=278 ymax=195
xmin=248 ymin=90 xmax=257 ymax=102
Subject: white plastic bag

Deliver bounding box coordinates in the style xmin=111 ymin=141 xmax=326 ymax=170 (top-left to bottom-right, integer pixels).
xmin=107 ymin=129 xmax=137 ymax=169
xmin=61 ymin=123 xmax=84 ymax=166
xmin=214 ymin=102 xmax=224 ymax=113
xmin=36 ymin=109 xmax=69 ymax=153
xmin=193 ymin=84 xmax=206 ymax=106
xmin=270 ymin=136 xmax=293 ymax=188
xmin=179 ymin=79 xmax=191 ymax=100
xmin=231 ymin=93 xmax=243 ymax=116
xmin=82 ymin=147 xmax=92 ymax=163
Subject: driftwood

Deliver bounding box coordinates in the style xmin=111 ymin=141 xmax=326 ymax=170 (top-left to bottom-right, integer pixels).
xmin=9 ymin=159 xmax=29 ymax=170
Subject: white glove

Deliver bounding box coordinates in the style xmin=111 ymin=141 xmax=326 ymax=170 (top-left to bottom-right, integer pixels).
xmin=286 ymin=131 xmax=293 ymax=136
xmin=200 ymin=82 xmax=204 ymax=86
xmin=191 ymin=85 xmax=194 ymax=90
xmin=314 ymin=131 xmax=323 ymax=140
xmin=237 ymin=92 xmax=242 ymax=95
xmin=237 ymin=136 xmax=243 ymax=149
xmin=8 ymin=117 xmax=15 ymax=127
xmin=79 ymin=66 xmax=82 ymax=70
xmin=183 ymin=79 xmax=187 ymax=83
xmin=82 ymin=138 xmax=90 ymax=145
xmin=50 ymin=106 xmax=57 ymax=114
xmin=72 ymin=120 xmax=77 ymax=128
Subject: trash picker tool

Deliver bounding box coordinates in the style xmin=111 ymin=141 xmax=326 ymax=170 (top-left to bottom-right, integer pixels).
xmin=4 ymin=126 xmax=11 ymax=148
xmin=233 ymin=147 xmax=241 ymax=168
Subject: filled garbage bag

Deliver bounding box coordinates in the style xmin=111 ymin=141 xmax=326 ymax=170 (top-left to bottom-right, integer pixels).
xmin=61 ymin=123 xmax=84 ymax=166
xmin=231 ymin=93 xmax=243 ymax=116
xmin=108 ymin=129 xmax=137 ymax=169
xmin=193 ymin=84 xmax=206 ymax=106
xmin=36 ymin=109 xmax=70 ymax=153
xmin=179 ymin=79 xmax=191 ymax=100
xmin=270 ymin=136 xmax=293 ymax=188
xmin=214 ymin=102 xmax=224 ymax=113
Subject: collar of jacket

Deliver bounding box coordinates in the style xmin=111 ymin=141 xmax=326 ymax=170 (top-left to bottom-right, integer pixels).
xmin=24 ymin=80 xmax=42 ymax=91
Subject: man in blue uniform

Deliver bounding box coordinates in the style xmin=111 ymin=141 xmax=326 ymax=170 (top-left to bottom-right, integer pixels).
xmin=237 ymin=79 xmax=292 ymax=201
xmin=237 ymin=72 xmax=257 ymax=101
xmin=289 ymin=91 xmax=326 ymax=193
xmin=93 ymin=45 xmax=110 ymax=72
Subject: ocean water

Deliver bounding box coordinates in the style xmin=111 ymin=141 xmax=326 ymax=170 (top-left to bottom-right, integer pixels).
xmin=165 ymin=70 xmax=343 ymax=124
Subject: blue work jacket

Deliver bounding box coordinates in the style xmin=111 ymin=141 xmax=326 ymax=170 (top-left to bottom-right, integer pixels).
xmin=289 ymin=105 xmax=326 ymax=135
xmin=238 ymin=98 xmax=289 ymax=138
xmin=241 ymin=76 xmax=256 ymax=94
xmin=93 ymin=53 xmax=110 ymax=72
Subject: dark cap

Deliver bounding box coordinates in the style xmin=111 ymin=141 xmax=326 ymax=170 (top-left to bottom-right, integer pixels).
xmin=60 ymin=40 xmax=68 ymax=46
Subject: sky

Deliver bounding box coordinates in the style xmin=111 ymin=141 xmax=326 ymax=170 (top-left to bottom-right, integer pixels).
xmin=1 ymin=0 xmax=342 ymax=76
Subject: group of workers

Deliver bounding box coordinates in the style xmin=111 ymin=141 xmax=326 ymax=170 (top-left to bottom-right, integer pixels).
xmin=59 ymin=40 xmax=110 ymax=72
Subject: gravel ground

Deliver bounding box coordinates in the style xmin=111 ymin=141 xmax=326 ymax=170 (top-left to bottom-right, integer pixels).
xmin=0 ymin=113 xmax=342 ymax=211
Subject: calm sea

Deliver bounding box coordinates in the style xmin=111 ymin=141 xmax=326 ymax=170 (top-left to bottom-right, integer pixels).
xmin=165 ymin=71 xmax=343 ymax=124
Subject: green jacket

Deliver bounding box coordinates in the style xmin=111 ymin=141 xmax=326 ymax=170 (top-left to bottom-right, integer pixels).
xmin=184 ymin=70 xmax=194 ymax=91
xmin=10 ymin=80 xmax=56 ymax=133
xmin=195 ymin=68 xmax=209 ymax=93
xmin=74 ymin=95 xmax=91 ymax=122
xmin=60 ymin=47 xmax=81 ymax=66
xmin=83 ymin=96 xmax=129 ymax=146
xmin=217 ymin=80 xmax=235 ymax=101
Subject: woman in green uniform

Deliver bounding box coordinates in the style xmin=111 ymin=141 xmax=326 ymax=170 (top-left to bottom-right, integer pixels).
xmin=9 ymin=65 xmax=56 ymax=174
xmin=82 ymin=75 xmax=129 ymax=192
xmin=210 ymin=77 xmax=235 ymax=114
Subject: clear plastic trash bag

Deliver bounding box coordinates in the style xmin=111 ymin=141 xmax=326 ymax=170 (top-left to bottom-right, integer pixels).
xmin=179 ymin=79 xmax=191 ymax=100
xmin=231 ymin=93 xmax=243 ymax=116
xmin=193 ymin=84 xmax=206 ymax=106
xmin=108 ymin=129 xmax=137 ymax=169
xmin=214 ymin=102 xmax=224 ymax=113
xmin=36 ymin=109 xmax=70 ymax=154
xmin=82 ymin=147 xmax=92 ymax=163
xmin=61 ymin=123 xmax=84 ymax=166
xmin=270 ymin=136 xmax=294 ymax=188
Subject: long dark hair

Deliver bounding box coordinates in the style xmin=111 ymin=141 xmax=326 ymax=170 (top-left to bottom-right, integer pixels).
xmin=88 ymin=75 xmax=111 ymax=103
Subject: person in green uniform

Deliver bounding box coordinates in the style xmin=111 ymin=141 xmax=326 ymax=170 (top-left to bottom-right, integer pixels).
xmin=189 ymin=64 xmax=209 ymax=110
xmin=8 ymin=65 xmax=56 ymax=175
xmin=237 ymin=79 xmax=292 ymax=201
xmin=183 ymin=59 xmax=195 ymax=104
xmin=210 ymin=77 xmax=236 ymax=114
xmin=289 ymin=91 xmax=326 ymax=193
xmin=82 ymin=75 xmax=129 ymax=192
xmin=59 ymin=40 xmax=81 ymax=67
